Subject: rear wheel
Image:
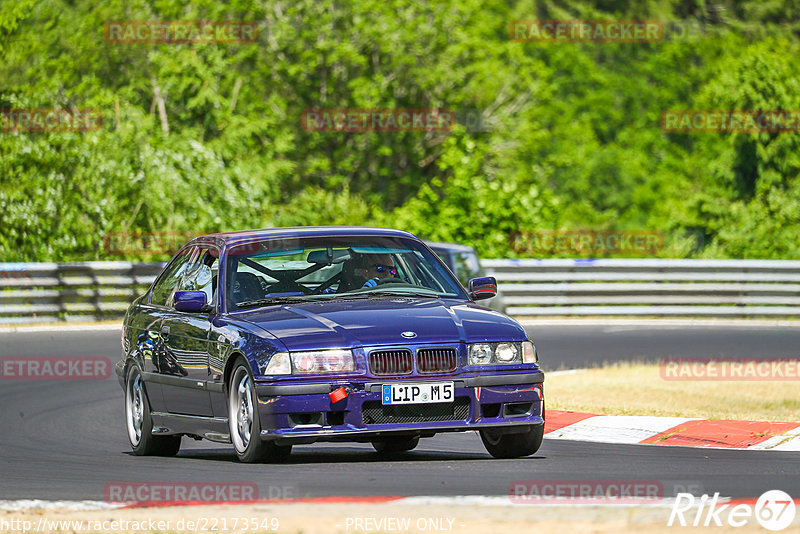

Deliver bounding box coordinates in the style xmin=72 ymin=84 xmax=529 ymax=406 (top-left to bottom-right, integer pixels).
xmin=125 ymin=364 xmax=181 ymax=456
xmin=371 ymin=436 xmax=419 ymax=454
xmin=228 ymin=360 xmax=292 ymax=463
xmin=480 ymin=424 xmax=543 ymax=459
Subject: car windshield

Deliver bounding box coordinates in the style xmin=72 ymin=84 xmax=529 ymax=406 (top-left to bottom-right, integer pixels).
xmin=226 ymin=235 xmax=466 ymax=309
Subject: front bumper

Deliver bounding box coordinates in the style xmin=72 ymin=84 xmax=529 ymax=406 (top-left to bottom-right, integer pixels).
xmin=254 ymin=372 xmax=544 ymax=445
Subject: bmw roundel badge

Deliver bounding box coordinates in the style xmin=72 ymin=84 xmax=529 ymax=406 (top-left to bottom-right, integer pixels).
xmin=401 ymin=331 xmax=417 ymax=339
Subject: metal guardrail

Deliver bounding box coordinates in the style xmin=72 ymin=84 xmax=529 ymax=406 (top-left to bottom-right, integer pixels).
xmin=482 ymin=258 xmax=800 ymax=317
xmin=2 ymin=259 xmax=800 ymax=323
xmin=0 ymin=262 xmax=163 ymax=324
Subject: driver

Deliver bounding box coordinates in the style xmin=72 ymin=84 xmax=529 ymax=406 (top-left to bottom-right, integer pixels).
xmin=325 ymin=253 xmax=399 ymax=293
xmin=358 ymin=253 xmax=398 ymax=288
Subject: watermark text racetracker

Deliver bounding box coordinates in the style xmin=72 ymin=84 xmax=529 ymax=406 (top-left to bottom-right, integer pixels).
xmin=302 ymin=109 xmax=454 ymax=133
xmin=510 ymin=20 xmax=663 ymax=42
xmin=104 ymin=231 xmax=195 ymax=256
xmin=0 ymin=266 xmax=32 ymax=283
xmin=660 ymin=358 xmax=800 ymax=381
xmin=1 ymin=109 xmax=102 ymax=132
xmin=661 ymin=110 xmax=800 ymax=133
xmin=103 ymin=481 xmax=290 ymax=505
xmin=104 ymin=21 xmax=258 ymax=44
xmin=510 ymin=230 xmax=663 ymax=256
xmin=103 ymin=232 xmax=267 ymax=256
xmin=301 ymin=108 xmax=491 ymax=133
xmin=509 ymin=480 xmax=704 ymax=504
xmin=0 ymin=357 xmax=113 ymax=381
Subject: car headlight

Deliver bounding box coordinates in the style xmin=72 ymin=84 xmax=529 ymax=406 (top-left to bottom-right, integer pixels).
xmin=468 ymin=343 xmax=494 ymax=365
xmin=290 ymin=349 xmax=355 ymax=374
xmin=467 ymin=342 xmax=527 ymax=365
xmin=496 ymin=343 xmax=518 ymax=363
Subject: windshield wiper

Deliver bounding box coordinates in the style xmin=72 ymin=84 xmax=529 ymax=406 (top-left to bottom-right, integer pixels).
xmin=237 ymin=290 xmax=441 ymax=308
xmin=364 ymin=289 xmax=441 ymax=298
xmin=237 ymin=295 xmax=334 ymax=308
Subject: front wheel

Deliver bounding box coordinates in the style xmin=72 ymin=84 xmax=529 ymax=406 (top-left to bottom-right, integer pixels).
xmin=480 ymin=424 xmax=544 ymax=459
xmin=228 ymin=360 xmax=292 ymax=463
xmin=125 ymin=364 xmax=181 ymax=456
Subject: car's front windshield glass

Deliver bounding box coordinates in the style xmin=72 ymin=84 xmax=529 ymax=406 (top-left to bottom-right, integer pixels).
xmin=226 ymin=235 xmax=465 ymax=309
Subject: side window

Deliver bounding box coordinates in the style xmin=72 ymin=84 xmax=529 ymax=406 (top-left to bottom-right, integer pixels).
xmin=150 ymin=247 xmax=200 ymax=306
xmin=176 ymin=249 xmax=219 ymax=307
xmin=453 ymin=252 xmax=482 ymax=286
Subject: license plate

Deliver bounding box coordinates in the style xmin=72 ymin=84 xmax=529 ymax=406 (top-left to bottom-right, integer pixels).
xmin=381 ymin=382 xmax=454 ymax=405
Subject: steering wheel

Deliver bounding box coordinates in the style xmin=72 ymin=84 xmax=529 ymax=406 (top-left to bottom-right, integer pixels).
xmin=375 ymin=277 xmax=406 ymax=285
xmin=311 ymin=273 xmax=341 ymax=295
xmin=258 ymin=277 xmax=270 ymax=294
xmin=266 ymin=281 xmax=313 ymax=295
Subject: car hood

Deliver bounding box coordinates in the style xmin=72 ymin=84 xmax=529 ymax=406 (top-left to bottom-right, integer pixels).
xmin=233 ymin=297 xmax=525 ymax=351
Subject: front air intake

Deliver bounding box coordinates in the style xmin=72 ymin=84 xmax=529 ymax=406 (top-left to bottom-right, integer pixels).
xmin=369 ymin=350 xmax=413 ymax=376
xmin=417 ymin=347 xmax=458 ymax=374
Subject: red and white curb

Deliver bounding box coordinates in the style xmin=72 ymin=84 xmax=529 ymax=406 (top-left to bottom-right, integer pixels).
xmin=4 ymin=495 xmax=799 ymax=511
xmin=545 ymin=410 xmax=800 ymax=451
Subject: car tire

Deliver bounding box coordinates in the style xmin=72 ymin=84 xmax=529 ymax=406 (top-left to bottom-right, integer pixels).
xmin=371 ymin=436 xmax=420 ymax=454
xmin=125 ymin=364 xmax=181 ymax=457
xmin=479 ymin=424 xmax=544 ymax=459
xmin=228 ymin=359 xmax=292 ymax=463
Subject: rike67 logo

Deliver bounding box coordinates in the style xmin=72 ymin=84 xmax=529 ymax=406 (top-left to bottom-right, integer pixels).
xmin=669 ymin=490 xmax=796 ymax=530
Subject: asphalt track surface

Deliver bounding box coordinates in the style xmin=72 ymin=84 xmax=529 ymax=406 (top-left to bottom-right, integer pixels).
xmin=1 ymin=323 xmax=799 ymax=502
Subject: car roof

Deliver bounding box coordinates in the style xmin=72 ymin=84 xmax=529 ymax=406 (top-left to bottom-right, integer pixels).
xmin=190 ymin=226 xmax=418 ymax=248
xmin=424 ymin=241 xmax=478 ymax=254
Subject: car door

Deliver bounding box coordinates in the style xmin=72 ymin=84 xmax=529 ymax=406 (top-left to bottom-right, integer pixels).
xmin=158 ymin=246 xmax=219 ymax=417
xmin=137 ymin=248 xmax=197 ymax=413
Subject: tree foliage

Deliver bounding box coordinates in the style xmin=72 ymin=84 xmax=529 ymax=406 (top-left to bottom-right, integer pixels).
xmin=1 ymin=0 xmax=798 ymax=260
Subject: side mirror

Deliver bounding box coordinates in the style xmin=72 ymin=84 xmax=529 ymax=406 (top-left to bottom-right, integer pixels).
xmin=174 ymin=290 xmax=209 ymax=312
xmin=468 ymin=276 xmax=497 ymax=300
